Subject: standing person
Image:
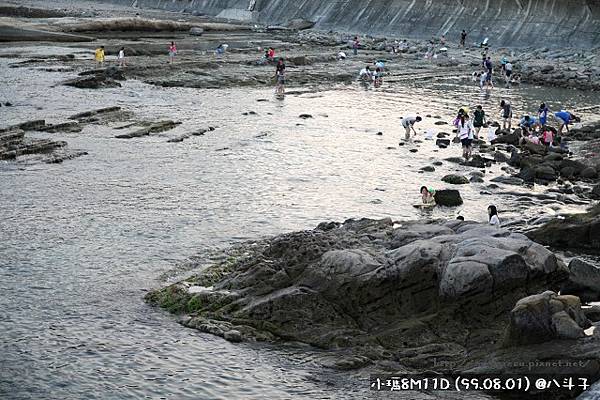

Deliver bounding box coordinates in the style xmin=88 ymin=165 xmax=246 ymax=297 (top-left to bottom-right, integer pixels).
xmin=275 ymin=58 xmax=286 ymax=95
xmin=401 ymin=115 xmax=422 ymax=141
xmin=479 ymin=70 xmax=487 ymax=89
xmin=455 ymin=113 xmax=475 ymax=160
xmin=488 ymin=205 xmax=500 ymax=228
xmin=473 ymin=105 xmax=486 ymax=139
xmin=460 ymin=30 xmax=467 ymax=47
xmin=373 ymin=67 xmax=383 ymax=87
xmin=500 ymin=100 xmax=513 ymax=130
xmin=117 ymin=46 xmax=126 ymax=67
xmin=95 ymin=46 xmax=105 ymax=66
xmin=504 ymin=60 xmax=513 ymax=87
xmin=168 ymin=41 xmax=177 ymax=64
xmin=352 ymin=36 xmax=360 ymax=56
xmin=440 ymin=35 xmax=446 ymax=46
xmin=538 ymin=103 xmax=549 ymax=127
xmin=485 ymin=57 xmax=493 ymax=76
xmin=555 ymin=110 xmax=580 ymax=134
xmin=267 ymin=47 xmax=275 ymax=59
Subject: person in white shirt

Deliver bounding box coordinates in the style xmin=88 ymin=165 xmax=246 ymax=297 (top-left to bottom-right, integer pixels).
xmin=401 ymin=115 xmax=422 ymax=140
xmin=488 ymin=205 xmax=500 ymax=228
xmin=504 ymin=61 xmax=513 ymax=87
xmin=359 ymin=66 xmax=372 ymax=82
xmin=454 ymin=113 xmax=475 ymax=160
xmin=118 ymin=47 xmax=126 ymax=67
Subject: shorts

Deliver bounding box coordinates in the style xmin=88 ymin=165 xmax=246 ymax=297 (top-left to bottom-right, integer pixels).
xmin=539 ymin=117 xmax=547 ymax=125
xmin=461 ymin=138 xmax=473 ymax=147
xmin=169 ymin=51 xmax=176 ymax=57
xmin=505 ymin=70 xmax=512 ymax=77
xmin=485 ymin=73 xmax=492 ymax=81
xmin=277 ymin=76 xmax=285 ymax=84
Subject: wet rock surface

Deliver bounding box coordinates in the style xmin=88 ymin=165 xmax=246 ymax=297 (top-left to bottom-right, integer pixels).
xmin=527 ymin=204 xmax=600 ymax=251
xmin=146 ymin=218 xmax=599 ymax=398
xmin=0 ymin=121 xmax=86 ymax=163
xmin=561 ymin=259 xmax=600 ymax=303
xmin=502 ymin=291 xmax=590 ymax=346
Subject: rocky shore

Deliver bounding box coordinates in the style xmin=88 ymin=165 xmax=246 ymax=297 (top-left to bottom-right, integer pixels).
xmin=2 ymin=1 xmax=600 ymax=397
xmin=147 ymin=218 xmax=600 ymax=399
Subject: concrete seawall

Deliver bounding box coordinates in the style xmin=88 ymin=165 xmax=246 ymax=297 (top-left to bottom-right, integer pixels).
xmin=98 ymin=0 xmax=600 ymax=47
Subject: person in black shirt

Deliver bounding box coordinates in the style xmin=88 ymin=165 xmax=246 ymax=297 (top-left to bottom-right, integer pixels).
xmin=275 ymin=58 xmax=286 ymax=95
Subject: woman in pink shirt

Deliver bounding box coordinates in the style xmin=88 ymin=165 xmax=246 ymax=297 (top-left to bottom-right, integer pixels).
xmin=168 ymin=41 xmax=177 ymax=64
xmin=542 ymin=128 xmax=554 ymax=147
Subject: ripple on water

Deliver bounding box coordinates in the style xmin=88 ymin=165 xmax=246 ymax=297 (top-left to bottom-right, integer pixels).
xmin=1 ymin=54 xmax=600 ymax=399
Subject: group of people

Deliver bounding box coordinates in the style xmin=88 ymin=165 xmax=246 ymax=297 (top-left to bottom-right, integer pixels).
xmin=519 ymin=104 xmax=580 ymax=150
xmin=358 ymin=61 xmax=385 ymax=87
xmin=94 ymin=41 xmax=232 ymax=67
xmin=420 ymin=186 xmax=501 ymax=227
xmin=94 ymin=46 xmax=127 ymax=67
xmin=403 ymin=99 xmax=580 ymax=179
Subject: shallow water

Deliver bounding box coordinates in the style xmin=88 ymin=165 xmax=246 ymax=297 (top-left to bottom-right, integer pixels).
xmin=1 ymin=47 xmax=600 ymax=399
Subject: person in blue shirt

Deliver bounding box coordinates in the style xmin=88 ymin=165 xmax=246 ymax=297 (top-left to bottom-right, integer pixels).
xmin=538 ymin=103 xmax=549 ymax=127
xmin=554 ymin=110 xmax=580 ymax=134
xmin=520 ymin=115 xmax=537 ymax=134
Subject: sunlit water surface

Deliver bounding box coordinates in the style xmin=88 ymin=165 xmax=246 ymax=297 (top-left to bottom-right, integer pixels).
xmin=1 ymin=46 xmax=600 ymax=399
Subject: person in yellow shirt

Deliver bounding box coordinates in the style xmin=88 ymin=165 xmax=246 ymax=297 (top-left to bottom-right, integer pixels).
xmin=95 ymin=46 xmax=105 ymax=65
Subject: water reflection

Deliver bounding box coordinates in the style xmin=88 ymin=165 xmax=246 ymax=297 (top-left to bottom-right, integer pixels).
xmin=1 ymin=54 xmax=600 ymax=400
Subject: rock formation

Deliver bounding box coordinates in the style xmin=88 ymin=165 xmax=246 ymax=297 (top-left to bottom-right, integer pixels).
xmin=146 ymin=218 xmax=600 ymax=395
xmin=527 ymin=204 xmax=600 ymax=251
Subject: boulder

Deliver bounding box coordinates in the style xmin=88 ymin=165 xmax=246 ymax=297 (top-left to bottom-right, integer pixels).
xmin=517 ymin=167 xmax=536 ymax=182
xmin=527 ymin=204 xmax=600 ymax=250
xmin=224 ymin=330 xmax=243 ymax=343
xmin=502 ymin=291 xmax=589 ymax=347
xmin=561 ymin=258 xmax=600 ymax=303
xmin=285 ymin=18 xmax=315 ymax=30
xmin=560 ymin=159 xmax=586 ymax=175
xmin=494 ymin=151 xmax=509 ymax=163
xmin=442 ymin=174 xmax=469 ymax=184
xmin=523 ymin=141 xmax=547 ymax=156
xmin=492 ymin=132 xmax=520 ymax=146
xmin=147 ymin=219 xmax=568 ymax=356
xmin=420 ymin=166 xmax=435 ymax=172
xmin=541 ymin=65 xmax=555 ymax=73
xmin=560 ymin=166 xmax=576 ymax=178
xmin=436 ymin=138 xmax=450 ymax=147
xmin=581 ymin=166 xmax=598 ymax=179
xmin=466 ymin=154 xmax=489 ymax=168
xmin=189 ymin=27 xmax=204 ymax=36
xmin=433 ymin=189 xmax=463 ymax=206
xmin=535 ymin=164 xmax=557 ymax=181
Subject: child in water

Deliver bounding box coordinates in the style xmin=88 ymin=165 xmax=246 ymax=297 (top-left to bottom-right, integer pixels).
xmin=488 ymin=205 xmax=500 ymax=227
xmin=420 ymin=186 xmax=436 ymax=204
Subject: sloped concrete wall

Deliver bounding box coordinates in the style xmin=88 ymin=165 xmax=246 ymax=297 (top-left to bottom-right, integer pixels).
xmin=97 ymin=0 xmax=600 ymax=47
